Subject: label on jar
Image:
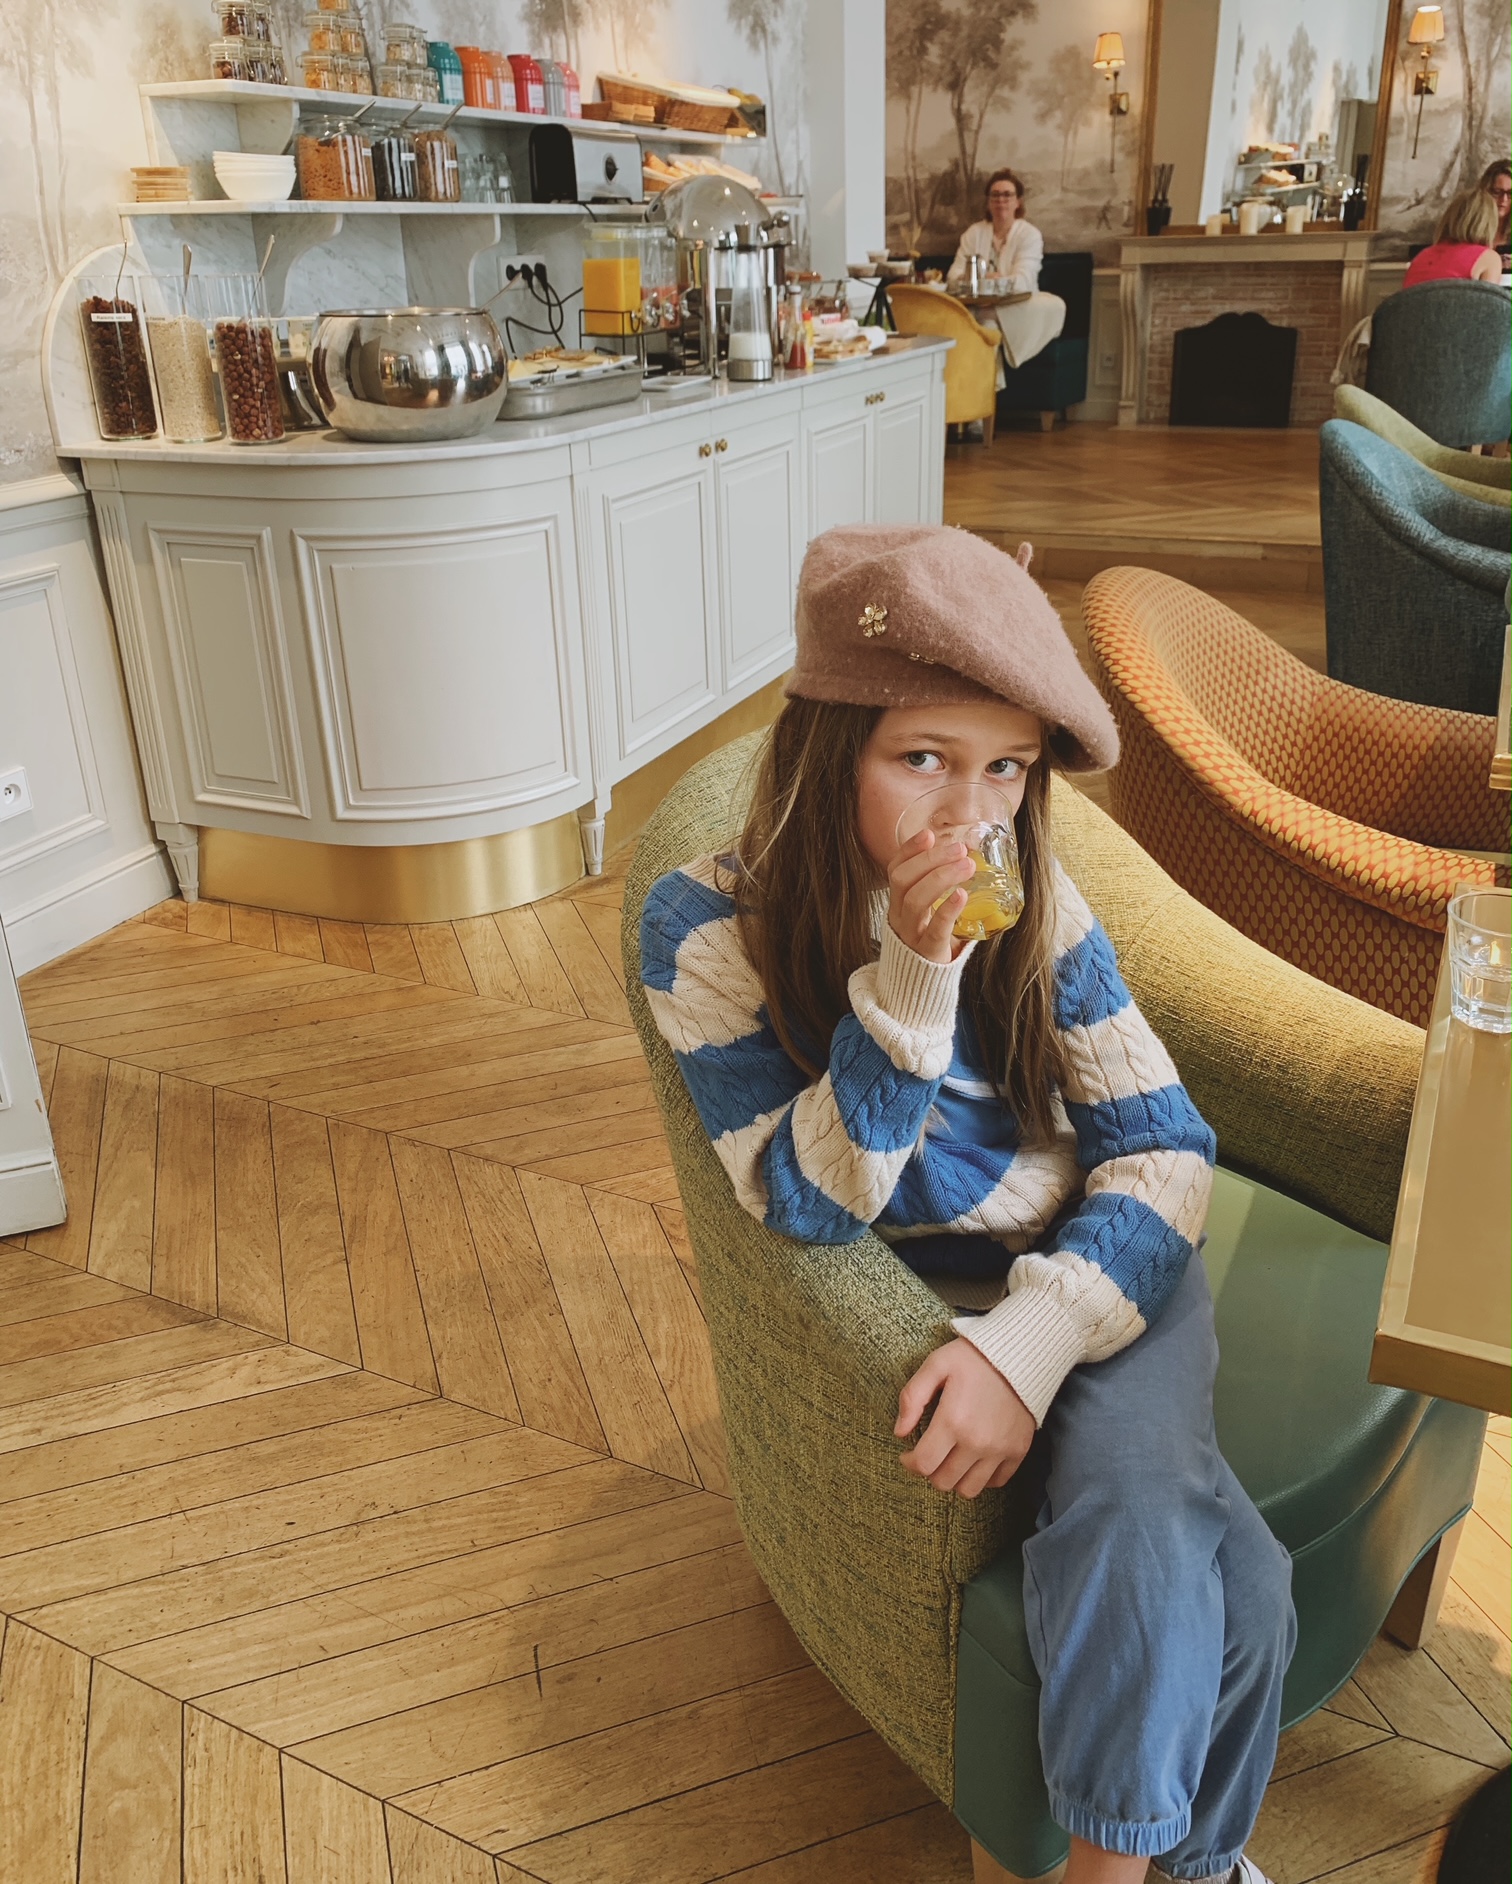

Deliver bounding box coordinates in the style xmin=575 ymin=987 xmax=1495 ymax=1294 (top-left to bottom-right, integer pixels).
xmin=91 ymin=311 xmax=134 ymax=322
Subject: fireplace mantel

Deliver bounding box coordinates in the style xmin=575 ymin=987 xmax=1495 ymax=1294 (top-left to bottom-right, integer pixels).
xmin=1117 ymin=230 xmax=1385 ymax=426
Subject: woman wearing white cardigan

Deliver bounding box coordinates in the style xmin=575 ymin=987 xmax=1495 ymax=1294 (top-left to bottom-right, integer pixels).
xmin=948 ymin=168 xmax=1066 ymax=371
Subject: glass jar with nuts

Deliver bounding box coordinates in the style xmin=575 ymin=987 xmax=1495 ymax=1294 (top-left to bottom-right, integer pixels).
xmin=204 ymin=275 xmax=284 ymax=444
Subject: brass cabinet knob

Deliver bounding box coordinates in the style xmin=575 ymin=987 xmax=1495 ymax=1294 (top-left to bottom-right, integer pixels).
xmin=698 ymin=442 xmax=713 ymax=457
xmin=865 ymin=390 xmax=887 ymax=406
xmin=715 ymin=437 xmax=729 ymax=451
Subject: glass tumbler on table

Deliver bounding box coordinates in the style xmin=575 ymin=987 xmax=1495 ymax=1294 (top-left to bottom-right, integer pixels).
xmin=895 ymin=783 xmax=1025 ymax=942
xmin=1447 ymin=889 xmax=1511 ymax=1033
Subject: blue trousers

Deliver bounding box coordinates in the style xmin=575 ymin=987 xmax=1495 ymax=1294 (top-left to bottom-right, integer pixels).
xmin=1019 ymin=1257 xmax=1296 ymax=1875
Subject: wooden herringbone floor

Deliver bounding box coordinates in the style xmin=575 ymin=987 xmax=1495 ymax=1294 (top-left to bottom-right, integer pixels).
xmin=1 ymin=432 xmax=1506 ymax=1882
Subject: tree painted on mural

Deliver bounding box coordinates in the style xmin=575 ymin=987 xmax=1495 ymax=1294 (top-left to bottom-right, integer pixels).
xmin=888 ymin=0 xmax=948 ymax=245
xmin=728 ymin=0 xmax=790 ymax=194
xmin=1031 ymin=41 xmax=1100 ymax=188
xmin=930 ymin=0 xmax=1037 ymax=212
xmin=591 ymin=0 xmax=669 ymax=70
xmin=1281 ymin=25 xmax=1318 ymax=145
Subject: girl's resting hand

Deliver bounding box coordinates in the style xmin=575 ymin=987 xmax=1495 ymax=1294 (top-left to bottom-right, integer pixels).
xmin=887 ymin=828 xmax=977 ymax=966
xmin=895 ymin=1337 xmax=1035 ymax=1497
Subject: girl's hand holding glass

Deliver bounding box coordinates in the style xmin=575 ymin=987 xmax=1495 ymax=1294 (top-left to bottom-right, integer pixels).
xmin=886 ymin=827 xmax=978 ymax=964
xmin=893 ymin=782 xmax=1026 ymax=953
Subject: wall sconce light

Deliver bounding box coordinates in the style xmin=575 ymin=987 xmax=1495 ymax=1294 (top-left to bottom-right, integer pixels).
xmin=1407 ymin=5 xmax=1444 ymax=160
xmin=1093 ymin=32 xmax=1130 ymax=173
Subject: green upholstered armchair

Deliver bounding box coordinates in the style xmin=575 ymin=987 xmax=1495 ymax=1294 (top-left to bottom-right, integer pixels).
xmin=622 ymin=735 xmax=1486 ymax=1882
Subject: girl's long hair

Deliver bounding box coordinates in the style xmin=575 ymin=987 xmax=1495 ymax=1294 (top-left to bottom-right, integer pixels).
xmin=731 ymin=698 xmax=1068 ymax=1144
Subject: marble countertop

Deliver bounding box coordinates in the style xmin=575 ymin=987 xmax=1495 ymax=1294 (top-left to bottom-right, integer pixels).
xmin=64 ymin=336 xmax=950 ymax=469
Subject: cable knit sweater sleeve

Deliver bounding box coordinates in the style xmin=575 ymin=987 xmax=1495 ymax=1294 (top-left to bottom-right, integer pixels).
xmin=639 ymin=857 xmax=975 ymax=1242
xmin=951 ymin=865 xmax=1216 ymax=1422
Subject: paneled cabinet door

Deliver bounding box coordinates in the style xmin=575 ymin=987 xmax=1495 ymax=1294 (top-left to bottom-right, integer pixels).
xmin=586 ymin=435 xmax=720 ymax=776
xmin=873 ymin=381 xmax=932 ymax=525
xmin=713 ymin=414 xmax=800 ymax=689
xmin=803 ymin=400 xmax=872 ymax=542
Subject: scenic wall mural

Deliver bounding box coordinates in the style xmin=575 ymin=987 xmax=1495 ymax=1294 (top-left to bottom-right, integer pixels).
xmin=1375 ymin=0 xmax=1510 ymax=240
xmin=885 ymin=0 xmax=1150 ymax=260
xmin=0 ymin=0 xmax=809 ymax=485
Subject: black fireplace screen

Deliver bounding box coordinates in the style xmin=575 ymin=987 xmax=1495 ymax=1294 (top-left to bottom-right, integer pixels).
xmin=1170 ymin=311 xmax=1298 ymax=427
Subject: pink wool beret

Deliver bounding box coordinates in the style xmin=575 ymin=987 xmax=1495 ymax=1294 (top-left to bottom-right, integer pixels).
xmin=786 ymin=523 xmax=1119 ymax=772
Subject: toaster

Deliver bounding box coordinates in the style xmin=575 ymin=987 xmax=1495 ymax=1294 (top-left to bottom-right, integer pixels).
xmin=529 ymin=126 xmax=643 ymax=204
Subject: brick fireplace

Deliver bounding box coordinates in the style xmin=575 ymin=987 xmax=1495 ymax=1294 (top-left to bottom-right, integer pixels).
xmin=1116 ymin=230 xmax=1380 ymax=427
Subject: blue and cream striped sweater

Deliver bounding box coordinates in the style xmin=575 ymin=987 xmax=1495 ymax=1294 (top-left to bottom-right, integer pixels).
xmin=640 ymin=854 xmax=1216 ymax=1423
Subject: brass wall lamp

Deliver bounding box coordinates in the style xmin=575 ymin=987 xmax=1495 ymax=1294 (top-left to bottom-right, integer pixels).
xmin=1093 ymin=32 xmax=1130 ymax=173
xmin=1407 ymin=5 xmax=1444 ymax=159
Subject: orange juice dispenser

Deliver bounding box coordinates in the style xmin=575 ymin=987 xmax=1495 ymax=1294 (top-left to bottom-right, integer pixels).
xmin=582 ymin=227 xmax=644 ymax=340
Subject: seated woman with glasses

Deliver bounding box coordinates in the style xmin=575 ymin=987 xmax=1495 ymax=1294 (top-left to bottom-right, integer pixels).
xmin=1403 ymin=185 xmax=1503 ymax=287
xmin=1479 ymin=158 xmax=1510 ymax=259
xmin=946 ymin=167 xmax=1067 ymax=380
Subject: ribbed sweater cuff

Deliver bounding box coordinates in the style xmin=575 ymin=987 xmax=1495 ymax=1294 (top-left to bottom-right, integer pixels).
xmin=951 ymin=1285 xmax=1087 ymax=1426
xmin=876 ymin=924 xmax=972 ymax=1040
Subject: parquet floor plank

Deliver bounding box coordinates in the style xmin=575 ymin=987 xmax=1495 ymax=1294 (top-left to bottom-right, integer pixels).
xmin=0 ymin=1344 xmax=345 ymax=1458
xmin=143 ymin=898 xmax=188 ymax=932
xmin=0 ymin=1397 xmax=490 ymax=1559
xmin=183 ymin=1706 xmax=288 ymax=1884
xmin=202 ymin=1539 xmax=763 ymax=1746
xmin=588 ymin=1189 xmax=728 ymax=1495
xmin=283 ymin=1755 xmax=393 ymax=1884
xmin=572 ymin=897 xmax=628 ymax=990
xmin=154 ymin=1073 xmax=218 ymax=1312
xmin=1449 ymin=1510 xmax=1509 ymax=1636
xmin=270 ymin=1105 xmax=362 ymax=1367
xmin=518 ymin=1173 xmax=695 ymax=1483
xmin=299 ymin=1603 xmax=805 ymax=1805
xmin=389 ymin=1138 xmax=521 ymax=1421
xmin=0 ymin=1293 xmax=204 ymax=1368
xmin=319 ymin=919 xmax=374 ymax=974
xmin=452 ymin=916 xmax=529 ymax=1006
xmin=395 ymin=1662 xmax=864 ymax=1853
xmin=229 ymin=903 xmax=278 ymax=951
xmin=87 ymin=1059 xmax=159 ymax=1290
xmin=385 ymin=1808 xmax=498 ymax=1884
xmin=1426 ymin=1583 xmax=1510 ymax=1744
xmin=409 ymin=923 xmax=476 ymax=994
xmin=77 ymin=1662 xmax=182 ymax=1884
xmin=451 ymin=1154 xmax=605 ymax=1454
xmin=0 ymin=1268 xmax=135 ymax=1328
xmin=327 ymin=1122 xmax=438 ymax=1395
xmin=0 ymin=1369 xmax=418 ymax=1507
xmin=273 ymin=910 xmax=325 ymax=962
xmin=363 ymin=924 xmax=426 ymax=983
xmin=25 ymin=1045 xmax=109 ymax=1265
xmin=492 ymin=906 xmax=584 ymax=1017
xmin=110 ymin=1478 xmax=716 ymax=1700
xmin=22 ymin=950 xmax=321 ymax=1024
xmin=507 ymin=1731 xmax=936 ymax=1884
xmin=355 ymin=1054 xmax=650 ymax=1146
xmin=457 ymin=1098 xmax=666 ymax=1169
xmin=0 ymin=1617 xmax=94 ymax=1884
xmin=32 ymin=1035 xmax=61 ymax=1103
xmin=1351 ymin=1630 xmax=1509 ymax=1766
xmin=721 ymin=1800 xmax=973 ymax=1883
xmin=214 ymin=1088 xmax=287 ymax=1339
xmin=0 ymin=1318 xmax=271 ymax=1414
xmin=535 ymin=900 xmax=632 ymax=1026
xmin=187 ymin=900 xmax=233 ymax=940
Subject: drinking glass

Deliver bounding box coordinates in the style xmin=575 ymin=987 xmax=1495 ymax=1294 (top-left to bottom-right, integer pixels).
xmin=895 ymin=782 xmax=1025 ymax=942
xmin=1447 ymin=889 xmax=1511 ymax=1033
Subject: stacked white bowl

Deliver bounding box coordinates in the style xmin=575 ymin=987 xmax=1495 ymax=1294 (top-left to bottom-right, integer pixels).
xmin=212 ymin=150 xmax=296 ymax=203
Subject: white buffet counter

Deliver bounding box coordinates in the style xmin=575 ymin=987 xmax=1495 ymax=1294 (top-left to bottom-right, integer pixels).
xmin=64 ymin=338 xmax=950 ymax=918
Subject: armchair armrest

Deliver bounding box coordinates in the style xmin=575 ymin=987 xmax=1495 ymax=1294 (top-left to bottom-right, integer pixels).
xmin=1050 ymin=778 xmax=1423 ymax=1243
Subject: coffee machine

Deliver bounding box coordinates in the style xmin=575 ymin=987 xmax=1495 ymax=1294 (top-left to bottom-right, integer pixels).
xmin=648 ymin=175 xmax=788 ymax=378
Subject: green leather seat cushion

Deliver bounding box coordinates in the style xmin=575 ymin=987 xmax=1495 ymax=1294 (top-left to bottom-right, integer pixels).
xmin=959 ymin=1165 xmax=1439 ymax=1690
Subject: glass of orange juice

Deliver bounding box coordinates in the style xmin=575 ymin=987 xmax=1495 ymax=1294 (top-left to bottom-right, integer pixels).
xmin=896 ymin=783 xmax=1025 ymax=941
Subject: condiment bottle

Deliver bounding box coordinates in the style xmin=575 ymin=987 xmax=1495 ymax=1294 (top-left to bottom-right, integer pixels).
xmin=783 ymin=284 xmax=810 ymax=371
xmin=507 ymin=52 xmax=545 ymax=112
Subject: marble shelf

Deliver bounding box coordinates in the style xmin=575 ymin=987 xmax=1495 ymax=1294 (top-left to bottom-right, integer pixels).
xmin=139 ymin=80 xmax=763 ymax=148
xmin=119 ymin=199 xmax=618 ymax=218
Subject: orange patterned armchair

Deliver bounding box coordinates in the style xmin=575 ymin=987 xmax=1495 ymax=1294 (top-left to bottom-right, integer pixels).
xmin=1082 ymin=567 xmax=1508 ymax=1027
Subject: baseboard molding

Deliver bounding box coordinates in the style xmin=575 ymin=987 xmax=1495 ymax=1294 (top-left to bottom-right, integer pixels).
xmin=4 ymin=842 xmax=174 ymax=976
xmin=0 ymin=1156 xmax=66 ymax=1236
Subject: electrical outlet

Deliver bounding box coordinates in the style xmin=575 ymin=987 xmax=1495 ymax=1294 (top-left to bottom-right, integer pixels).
xmin=490 ymin=253 xmax=561 ymax=354
xmin=0 ymin=765 xmax=32 ymax=824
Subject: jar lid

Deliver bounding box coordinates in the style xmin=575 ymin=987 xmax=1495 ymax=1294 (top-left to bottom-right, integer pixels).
xmin=304 ymin=8 xmax=355 ymax=21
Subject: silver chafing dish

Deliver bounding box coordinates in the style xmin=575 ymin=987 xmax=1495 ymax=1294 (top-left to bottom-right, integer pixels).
xmin=309 ymin=307 xmax=508 ymax=442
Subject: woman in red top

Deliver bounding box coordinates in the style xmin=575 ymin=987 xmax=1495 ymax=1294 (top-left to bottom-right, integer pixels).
xmin=1404 ymin=186 xmax=1502 ymax=285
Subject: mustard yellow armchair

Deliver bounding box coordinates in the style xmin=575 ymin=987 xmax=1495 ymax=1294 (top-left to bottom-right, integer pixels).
xmin=889 ymin=283 xmax=1001 ymax=442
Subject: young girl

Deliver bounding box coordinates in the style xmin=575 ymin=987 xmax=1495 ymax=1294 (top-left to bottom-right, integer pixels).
xmin=640 ymin=524 xmax=1294 ymax=1884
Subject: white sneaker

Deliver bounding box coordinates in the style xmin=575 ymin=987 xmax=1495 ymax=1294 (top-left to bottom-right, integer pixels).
xmin=1232 ymin=1862 xmax=1275 ymax=1884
